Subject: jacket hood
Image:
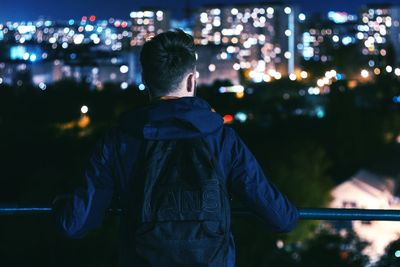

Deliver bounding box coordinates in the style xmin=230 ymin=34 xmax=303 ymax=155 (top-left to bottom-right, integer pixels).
xmin=119 ymin=97 xmax=224 ymax=140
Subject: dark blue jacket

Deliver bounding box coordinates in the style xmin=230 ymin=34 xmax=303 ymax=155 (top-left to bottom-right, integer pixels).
xmin=54 ymin=97 xmax=299 ymax=267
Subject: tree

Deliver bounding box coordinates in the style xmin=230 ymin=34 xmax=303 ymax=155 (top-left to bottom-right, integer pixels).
xmin=268 ymin=142 xmax=333 ymax=241
xmin=299 ymin=227 xmax=370 ymax=267
xmin=232 ymin=216 xmax=298 ymax=267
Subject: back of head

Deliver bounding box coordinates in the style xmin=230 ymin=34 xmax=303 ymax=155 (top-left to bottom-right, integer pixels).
xmin=140 ymin=29 xmax=197 ymax=98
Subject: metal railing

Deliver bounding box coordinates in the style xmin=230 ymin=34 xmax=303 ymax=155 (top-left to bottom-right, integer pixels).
xmin=2 ymin=206 xmax=400 ymax=221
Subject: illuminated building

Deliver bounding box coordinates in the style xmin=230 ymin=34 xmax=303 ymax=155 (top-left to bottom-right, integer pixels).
xmin=193 ymin=3 xmax=302 ymax=84
xmin=358 ymin=4 xmax=400 ymax=67
xmin=195 ymin=45 xmax=240 ymax=85
xmin=0 ymin=17 xmax=137 ymax=87
xmin=330 ymin=170 xmax=400 ymax=262
xmin=0 ymin=56 xmax=134 ymax=89
xmin=0 ymin=17 xmax=132 ymax=52
xmin=129 ymin=9 xmax=170 ymax=46
xmin=301 ymin=12 xmax=358 ymax=62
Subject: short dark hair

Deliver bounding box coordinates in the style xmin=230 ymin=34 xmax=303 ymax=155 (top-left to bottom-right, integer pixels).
xmin=140 ymin=29 xmax=196 ymax=97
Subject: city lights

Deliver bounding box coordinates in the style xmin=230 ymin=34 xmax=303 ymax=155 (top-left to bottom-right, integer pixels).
xmin=300 ymin=71 xmax=308 ymax=79
xmin=223 ymin=114 xmax=234 ymax=124
xmin=138 ymin=83 xmax=146 ymax=91
xmin=263 ymin=74 xmax=271 ymax=82
xmin=308 ymin=87 xmax=321 ymax=95
xmin=120 ymin=65 xmax=129 ymax=74
xmin=38 ymin=82 xmax=46 ymax=90
xmin=0 ymin=3 xmax=398 ymax=92
xmin=361 ymin=69 xmax=369 ymax=78
xmin=234 ymin=112 xmax=247 ymax=123
xmin=317 ymin=79 xmax=325 ymax=87
xmin=81 ymin=105 xmax=89 ymax=114
xmin=29 ymin=54 xmax=37 ymax=62
xmin=219 ymin=85 xmax=244 ymax=93
xmin=289 ymin=73 xmax=297 ymax=81
xmin=220 ymin=52 xmax=228 ymax=60
xmin=120 ymin=82 xmax=128 ymax=90
xmin=208 ymin=64 xmax=216 ymax=72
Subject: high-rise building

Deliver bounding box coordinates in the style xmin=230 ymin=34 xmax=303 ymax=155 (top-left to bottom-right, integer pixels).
xmin=301 ymin=12 xmax=358 ymax=63
xmin=358 ymin=4 xmax=400 ymax=68
xmin=0 ymin=17 xmax=132 ymax=53
xmin=129 ymin=9 xmax=171 ymax=47
xmin=193 ymin=3 xmax=302 ymax=84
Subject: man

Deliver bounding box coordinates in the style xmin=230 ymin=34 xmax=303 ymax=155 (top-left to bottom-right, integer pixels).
xmin=54 ymin=29 xmax=299 ymax=267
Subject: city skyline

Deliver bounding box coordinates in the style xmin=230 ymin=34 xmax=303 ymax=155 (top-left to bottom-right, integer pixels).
xmin=1 ymin=0 xmax=400 ymax=21
xmin=1 ymin=1 xmax=399 ymax=90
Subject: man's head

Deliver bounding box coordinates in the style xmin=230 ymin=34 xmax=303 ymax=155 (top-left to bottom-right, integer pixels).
xmin=140 ymin=29 xmax=197 ymax=99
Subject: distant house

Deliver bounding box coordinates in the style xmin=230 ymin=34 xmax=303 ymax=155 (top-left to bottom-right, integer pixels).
xmin=330 ymin=169 xmax=400 ymax=261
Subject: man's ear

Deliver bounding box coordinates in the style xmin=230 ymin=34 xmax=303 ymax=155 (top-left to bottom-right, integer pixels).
xmin=186 ymin=73 xmax=195 ymax=94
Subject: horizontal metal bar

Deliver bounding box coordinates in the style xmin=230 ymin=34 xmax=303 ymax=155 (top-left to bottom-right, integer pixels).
xmin=1 ymin=207 xmax=400 ymax=221
xmin=299 ymin=208 xmax=400 ymax=221
xmin=0 ymin=207 xmax=52 ymax=215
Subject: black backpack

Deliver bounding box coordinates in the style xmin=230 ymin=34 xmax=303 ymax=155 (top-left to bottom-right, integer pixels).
xmin=133 ymin=138 xmax=231 ymax=267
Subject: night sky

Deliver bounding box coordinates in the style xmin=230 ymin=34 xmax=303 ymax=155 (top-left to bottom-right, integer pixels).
xmin=1 ymin=0 xmax=399 ymax=21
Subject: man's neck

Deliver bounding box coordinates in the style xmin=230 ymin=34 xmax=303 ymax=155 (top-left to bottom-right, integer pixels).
xmin=159 ymin=96 xmax=181 ymax=100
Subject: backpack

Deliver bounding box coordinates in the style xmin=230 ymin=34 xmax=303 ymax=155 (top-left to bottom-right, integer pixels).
xmin=133 ymin=138 xmax=231 ymax=267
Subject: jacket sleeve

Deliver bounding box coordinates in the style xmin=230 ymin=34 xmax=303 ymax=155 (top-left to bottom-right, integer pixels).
xmin=53 ymin=132 xmax=115 ymax=238
xmin=228 ymin=130 xmax=299 ymax=232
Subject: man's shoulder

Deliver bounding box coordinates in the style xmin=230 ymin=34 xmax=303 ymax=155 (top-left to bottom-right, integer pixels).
xmin=220 ymin=125 xmax=240 ymax=141
xmin=210 ymin=125 xmax=242 ymax=154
